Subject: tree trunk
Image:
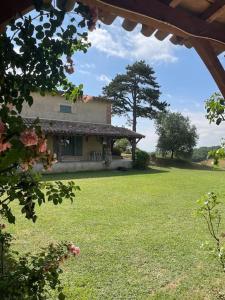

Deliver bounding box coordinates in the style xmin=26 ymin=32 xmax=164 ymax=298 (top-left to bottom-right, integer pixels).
xmin=132 ymin=89 xmax=137 ymax=162
xmin=171 ymin=150 xmax=174 ymax=159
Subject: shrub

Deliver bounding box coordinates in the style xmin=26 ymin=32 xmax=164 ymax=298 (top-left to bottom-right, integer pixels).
xmin=133 ymin=150 xmax=150 ymax=169
xmin=0 ymin=226 xmax=81 ymax=299
xmin=112 ymin=147 xmax=122 ymax=156
xmin=196 ymin=192 xmax=225 ymax=272
xmin=150 ymin=152 xmax=157 ymax=162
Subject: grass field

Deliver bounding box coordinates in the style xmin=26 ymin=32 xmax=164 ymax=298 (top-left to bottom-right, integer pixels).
xmin=8 ymin=166 xmax=225 ymax=299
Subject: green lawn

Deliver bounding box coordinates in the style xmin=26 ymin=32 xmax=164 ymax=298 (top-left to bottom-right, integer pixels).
xmin=8 ymin=166 xmax=225 ymax=299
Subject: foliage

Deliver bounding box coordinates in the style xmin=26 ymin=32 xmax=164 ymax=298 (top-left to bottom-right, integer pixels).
xmin=205 ymin=93 xmax=225 ymax=165
xmin=205 ymin=92 xmax=225 ymax=125
xmin=208 ymin=140 xmax=225 ymax=166
xmin=155 ymin=112 xmax=198 ymax=159
xmin=0 ymin=0 xmax=96 ymax=298
xmin=149 ymin=152 xmax=157 ymax=162
xmin=101 ymin=60 xmax=168 ymax=156
xmin=192 ymin=146 xmax=220 ymax=162
xmin=133 ymin=149 xmax=150 ymax=169
xmin=101 ymin=60 xmax=167 ymax=130
xmin=114 ymin=138 xmax=131 ymax=154
xmin=112 ymin=147 xmax=122 ymax=157
xmin=0 ymin=0 xmax=94 ymax=223
xmin=196 ymin=192 xmax=225 ymax=272
xmin=0 ymin=226 xmax=80 ymax=300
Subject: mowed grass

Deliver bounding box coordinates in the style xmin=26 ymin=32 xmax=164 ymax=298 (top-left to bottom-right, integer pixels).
xmin=7 ymin=166 xmax=225 ymax=299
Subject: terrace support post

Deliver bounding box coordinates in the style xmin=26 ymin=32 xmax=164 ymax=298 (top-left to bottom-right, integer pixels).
xmin=104 ymin=137 xmax=112 ymax=166
xmin=55 ymin=135 xmax=62 ymax=162
xmin=192 ymin=38 xmax=225 ymax=99
xmin=131 ymin=138 xmax=136 ymax=162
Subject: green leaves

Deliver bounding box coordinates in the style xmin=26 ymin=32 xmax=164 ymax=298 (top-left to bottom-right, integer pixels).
xmin=155 ymin=112 xmax=198 ymax=159
xmin=205 ymin=92 xmax=225 ymax=125
xmin=196 ymin=192 xmax=225 ymax=271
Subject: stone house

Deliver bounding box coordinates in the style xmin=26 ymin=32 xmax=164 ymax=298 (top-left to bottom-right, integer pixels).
xmin=21 ymin=93 xmax=144 ymax=172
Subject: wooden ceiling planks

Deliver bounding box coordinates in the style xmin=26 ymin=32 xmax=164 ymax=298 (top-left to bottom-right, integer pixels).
xmin=200 ymin=0 xmax=225 ymax=22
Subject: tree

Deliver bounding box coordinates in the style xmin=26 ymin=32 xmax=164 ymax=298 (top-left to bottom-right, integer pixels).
xmin=101 ymin=60 xmax=168 ymax=159
xmin=205 ymin=93 xmax=225 ymax=165
xmin=114 ymin=138 xmax=131 ymax=154
xmin=205 ymin=92 xmax=225 ymax=125
xmin=0 ymin=0 xmax=96 ymax=297
xmin=192 ymin=146 xmax=220 ymax=162
xmin=155 ymin=112 xmax=198 ymax=159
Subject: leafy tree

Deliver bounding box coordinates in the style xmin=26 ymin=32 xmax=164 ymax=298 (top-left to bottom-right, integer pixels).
xmin=205 ymin=93 xmax=225 ymax=165
xmin=155 ymin=112 xmax=198 ymax=159
xmin=205 ymin=92 xmax=225 ymax=125
xmin=192 ymin=146 xmax=220 ymax=162
xmin=114 ymin=138 xmax=131 ymax=154
xmin=0 ymin=0 xmax=96 ymax=297
xmin=101 ymin=60 xmax=168 ymax=158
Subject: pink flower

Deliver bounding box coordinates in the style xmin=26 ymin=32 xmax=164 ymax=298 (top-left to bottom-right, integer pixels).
xmin=0 ymin=141 xmax=11 ymax=153
xmin=0 ymin=121 xmax=6 ymax=135
xmin=67 ymin=244 xmax=80 ymax=256
xmin=20 ymin=129 xmax=38 ymax=147
xmin=38 ymin=138 xmax=47 ymax=153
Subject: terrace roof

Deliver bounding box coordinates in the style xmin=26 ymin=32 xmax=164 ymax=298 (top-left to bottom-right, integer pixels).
xmin=1 ymin=0 xmax=225 ymax=97
xmin=24 ymin=118 xmax=144 ymax=139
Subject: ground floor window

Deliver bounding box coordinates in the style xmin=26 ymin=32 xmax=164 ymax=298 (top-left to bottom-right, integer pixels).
xmin=61 ymin=136 xmax=83 ymax=156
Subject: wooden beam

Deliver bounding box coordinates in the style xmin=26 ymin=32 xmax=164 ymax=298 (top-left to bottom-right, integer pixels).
xmin=99 ymin=12 xmax=117 ymax=25
xmin=169 ymin=0 xmax=183 ymax=8
xmin=192 ymin=38 xmax=225 ymax=98
xmin=200 ymin=0 xmax=225 ymax=22
xmin=141 ymin=24 xmax=156 ymax=37
xmin=154 ymin=30 xmax=170 ymax=41
xmin=169 ymin=1 xmax=225 ymax=51
xmin=122 ymin=19 xmax=137 ymax=31
xmin=100 ymin=0 xmax=225 ymax=47
xmin=0 ymin=0 xmax=33 ymax=30
xmin=170 ymin=35 xmax=183 ymax=45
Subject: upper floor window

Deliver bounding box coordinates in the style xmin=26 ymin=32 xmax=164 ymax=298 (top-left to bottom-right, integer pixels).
xmin=60 ymin=105 xmax=72 ymax=113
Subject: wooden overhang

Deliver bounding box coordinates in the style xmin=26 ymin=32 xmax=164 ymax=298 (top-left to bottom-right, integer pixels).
xmin=1 ymin=0 xmax=225 ymax=98
xmin=24 ymin=118 xmax=145 ymax=139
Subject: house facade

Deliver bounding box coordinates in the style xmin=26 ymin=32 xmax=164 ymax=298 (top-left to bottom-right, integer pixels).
xmin=21 ymin=93 xmax=144 ymax=173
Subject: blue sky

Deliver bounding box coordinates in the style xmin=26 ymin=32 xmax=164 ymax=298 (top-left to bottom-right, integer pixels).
xmin=67 ymin=18 xmax=225 ymax=151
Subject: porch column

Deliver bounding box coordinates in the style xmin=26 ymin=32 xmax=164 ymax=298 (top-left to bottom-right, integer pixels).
xmin=54 ymin=135 xmax=62 ymax=162
xmin=131 ymin=138 xmax=136 ymax=162
xmin=104 ymin=137 xmax=112 ymax=166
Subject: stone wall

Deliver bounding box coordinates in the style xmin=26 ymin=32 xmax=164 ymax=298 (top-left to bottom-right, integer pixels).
xmin=21 ymin=92 xmax=110 ymax=124
xmin=35 ymin=159 xmax=132 ymax=173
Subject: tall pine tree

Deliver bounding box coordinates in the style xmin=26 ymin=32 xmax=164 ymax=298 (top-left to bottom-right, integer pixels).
xmin=102 ymin=60 xmax=168 ymax=158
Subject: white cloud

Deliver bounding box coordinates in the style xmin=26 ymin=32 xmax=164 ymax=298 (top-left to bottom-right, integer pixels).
xmin=88 ymin=23 xmax=178 ymax=63
xmin=97 ymin=74 xmax=111 ymax=84
xmin=183 ymin=110 xmax=225 ymax=147
xmin=78 ymin=69 xmax=91 ymax=75
xmin=80 ymin=63 xmax=95 ymax=69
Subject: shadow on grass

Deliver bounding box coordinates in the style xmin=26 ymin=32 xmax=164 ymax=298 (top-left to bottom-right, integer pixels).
xmin=42 ymin=167 xmax=169 ymax=181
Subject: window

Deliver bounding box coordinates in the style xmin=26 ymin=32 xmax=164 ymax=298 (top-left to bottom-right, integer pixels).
xmin=60 ymin=105 xmax=72 ymax=113
xmin=61 ymin=136 xmax=83 ymax=156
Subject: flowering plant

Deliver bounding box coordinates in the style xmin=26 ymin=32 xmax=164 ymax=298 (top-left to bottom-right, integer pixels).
xmin=0 ymin=0 xmax=97 ymax=297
